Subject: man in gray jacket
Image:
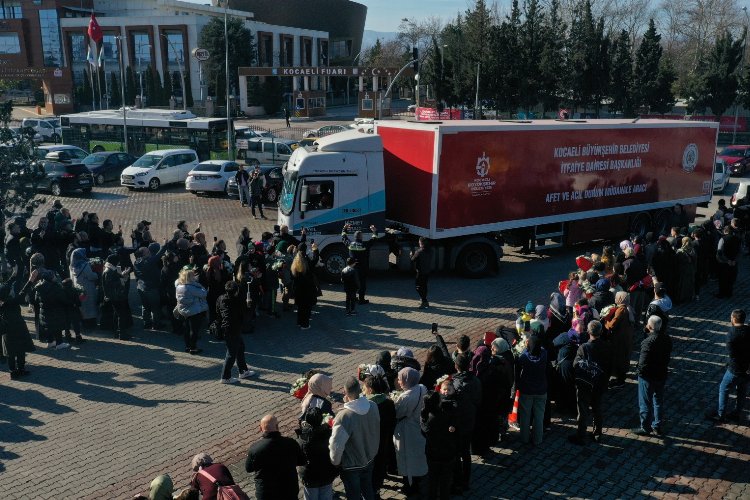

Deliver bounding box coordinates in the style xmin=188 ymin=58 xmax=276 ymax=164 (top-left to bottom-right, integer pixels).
xmin=329 ymin=376 xmax=380 ymax=500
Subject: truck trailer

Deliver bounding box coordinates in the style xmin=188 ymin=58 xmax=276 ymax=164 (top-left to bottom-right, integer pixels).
xmin=277 ymin=119 xmax=718 ymax=279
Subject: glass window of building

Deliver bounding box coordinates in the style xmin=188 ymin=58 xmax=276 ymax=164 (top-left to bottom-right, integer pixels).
xmin=39 ymin=10 xmax=62 ymax=67
xmin=131 ymin=32 xmax=151 ymax=64
xmin=67 ymin=33 xmax=87 ymax=85
xmin=162 ymin=30 xmax=184 ymax=72
xmin=330 ymin=40 xmax=352 ymax=60
xmin=102 ymin=34 xmax=119 ymax=65
xmin=0 ymin=1 xmax=22 ymax=19
xmin=0 ymin=32 xmax=20 ymax=54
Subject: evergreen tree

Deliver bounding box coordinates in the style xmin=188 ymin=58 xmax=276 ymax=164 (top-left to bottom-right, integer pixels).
xmin=566 ymin=0 xmax=597 ymax=112
xmin=183 ymin=71 xmax=194 ymax=108
xmin=518 ymin=0 xmax=546 ymax=114
xmin=538 ymin=0 xmax=566 ymax=115
xmin=651 ymin=57 xmax=677 ymax=114
xmin=609 ymin=30 xmax=635 ymax=117
xmin=163 ymin=70 xmax=173 ymax=103
xmin=260 ymin=76 xmax=283 ymax=115
xmin=109 ymin=71 xmax=121 ymax=108
xmin=248 ymin=76 xmax=262 ymax=106
xmin=633 ymin=19 xmax=663 ymax=113
xmin=703 ymin=30 xmax=745 ymax=118
xmin=590 ymin=18 xmax=610 ymax=117
xmin=464 ymin=0 xmax=493 ymax=107
xmin=199 ymin=17 xmax=255 ymax=101
xmin=125 ymin=66 xmax=136 ymax=106
xmin=81 ymin=68 xmax=94 ymax=108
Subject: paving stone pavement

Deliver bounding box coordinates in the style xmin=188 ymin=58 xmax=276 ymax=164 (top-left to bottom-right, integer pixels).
xmin=1 ymin=185 xmax=749 ymax=499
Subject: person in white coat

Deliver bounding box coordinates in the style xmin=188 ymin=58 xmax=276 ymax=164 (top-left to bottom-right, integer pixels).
xmin=393 ymin=367 xmax=428 ymax=496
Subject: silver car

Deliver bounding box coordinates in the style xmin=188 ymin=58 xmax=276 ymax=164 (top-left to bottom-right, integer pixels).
xmin=185 ymin=160 xmax=240 ymax=195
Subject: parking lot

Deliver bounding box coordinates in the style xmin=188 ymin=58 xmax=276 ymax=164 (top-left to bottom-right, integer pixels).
xmin=1 ymin=160 xmax=749 ymax=499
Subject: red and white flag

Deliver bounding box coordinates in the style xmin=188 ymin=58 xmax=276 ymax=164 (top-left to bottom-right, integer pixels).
xmin=87 ymin=13 xmax=103 ymax=67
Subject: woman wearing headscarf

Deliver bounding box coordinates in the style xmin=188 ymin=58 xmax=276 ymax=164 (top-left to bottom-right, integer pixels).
xmin=421 ymin=377 xmax=459 ymax=500
xmin=552 ymin=318 xmax=583 ymax=415
xmin=69 ymin=247 xmax=99 ymax=329
xmin=651 ymin=238 xmax=676 ymax=293
xmin=190 ymin=232 xmax=210 ymax=268
xmin=470 ymin=345 xmax=500 ymax=456
xmin=296 ymin=407 xmax=339 ymax=500
xmin=391 ymin=347 xmax=422 ymax=378
xmin=148 ymin=473 xmax=174 ymax=500
xmin=589 ymin=278 xmax=614 ymax=315
xmin=547 ymin=292 xmax=570 ymax=337
xmin=393 ymin=367 xmax=428 ymax=495
xmin=300 ymin=373 xmax=334 ymax=421
xmin=674 ymin=236 xmax=697 ymax=304
xmin=515 ymin=336 xmax=548 ymax=445
xmin=362 ymin=366 xmax=396 ymax=498
xmin=603 ymin=291 xmax=635 ymax=389
xmin=484 ymin=338 xmax=515 ymax=445
xmin=421 ymin=344 xmax=454 ymax=390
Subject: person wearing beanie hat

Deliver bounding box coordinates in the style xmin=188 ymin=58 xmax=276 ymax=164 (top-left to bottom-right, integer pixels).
xmin=102 ymin=253 xmax=133 ymax=340
xmin=134 ymin=240 xmax=168 ymax=330
xmin=481 ymin=336 xmax=515 ymax=446
xmin=31 ymin=268 xmax=70 ymax=350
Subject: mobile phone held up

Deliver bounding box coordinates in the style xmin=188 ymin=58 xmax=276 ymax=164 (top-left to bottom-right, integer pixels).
xmin=431 ymin=323 xmax=438 ymax=334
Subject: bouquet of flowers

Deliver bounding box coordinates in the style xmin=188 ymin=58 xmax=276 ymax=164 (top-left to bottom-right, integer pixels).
xmin=357 ymin=364 xmax=369 ymax=381
xmin=73 ymin=284 xmax=87 ymax=302
xmin=322 ymin=413 xmax=335 ymax=428
xmin=290 ymin=369 xmax=321 ymax=400
xmin=389 ymin=390 xmax=403 ymax=401
xmin=89 ymin=257 xmax=104 ymax=275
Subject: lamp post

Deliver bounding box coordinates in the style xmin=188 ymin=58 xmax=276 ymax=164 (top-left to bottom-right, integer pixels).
xmin=160 ymin=34 xmax=187 ymax=111
xmin=137 ymin=41 xmax=151 ymax=107
xmin=733 ymin=6 xmax=749 ymax=144
xmin=222 ymin=0 xmax=232 ymax=160
xmin=115 ymin=35 xmax=128 ymax=153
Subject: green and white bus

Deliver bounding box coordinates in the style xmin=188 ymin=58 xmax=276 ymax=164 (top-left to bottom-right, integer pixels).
xmin=60 ymin=109 xmax=233 ymax=161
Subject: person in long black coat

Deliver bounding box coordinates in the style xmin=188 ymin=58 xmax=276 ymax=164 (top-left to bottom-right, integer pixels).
xmin=421 ymin=382 xmax=460 ymax=500
xmin=1 ymin=267 xmax=35 ymax=379
xmin=33 ymin=270 xmax=68 ymax=348
xmin=291 ymin=243 xmax=319 ymax=329
xmin=363 ymin=371 xmax=396 ymax=499
xmin=651 ymin=239 xmax=676 ymax=293
xmin=296 ymin=407 xmax=339 ymax=499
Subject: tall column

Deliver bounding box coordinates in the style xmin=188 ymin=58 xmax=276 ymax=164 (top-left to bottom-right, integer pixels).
xmin=304 ymin=76 xmax=310 ymax=91
xmin=238 ymin=74 xmax=248 ymax=112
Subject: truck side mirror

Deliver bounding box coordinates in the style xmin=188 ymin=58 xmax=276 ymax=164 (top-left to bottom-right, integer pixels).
xmin=300 ymin=183 xmax=309 ymax=218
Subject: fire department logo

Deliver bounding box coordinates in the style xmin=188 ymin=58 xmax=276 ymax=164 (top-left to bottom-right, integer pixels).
xmin=682 ymin=143 xmax=698 ymax=173
xmin=476 ymin=153 xmax=490 ymax=177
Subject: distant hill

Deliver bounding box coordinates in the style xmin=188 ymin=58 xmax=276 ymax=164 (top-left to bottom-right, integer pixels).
xmin=363 ymin=29 xmax=398 ymax=48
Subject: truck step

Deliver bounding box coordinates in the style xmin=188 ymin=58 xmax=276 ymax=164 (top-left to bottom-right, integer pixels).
xmin=535 ymin=232 xmax=565 ymax=239
xmin=535 ymin=242 xmax=564 ymax=250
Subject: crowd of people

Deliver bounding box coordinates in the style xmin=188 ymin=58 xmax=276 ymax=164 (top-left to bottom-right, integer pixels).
xmin=0 ymin=199 xmax=328 ymax=382
xmin=2 ymin=200 xmax=749 ymax=499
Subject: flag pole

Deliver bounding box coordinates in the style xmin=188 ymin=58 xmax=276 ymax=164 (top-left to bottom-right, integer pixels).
xmin=96 ymin=60 xmax=103 ymax=110
xmin=88 ymin=64 xmax=96 ymax=110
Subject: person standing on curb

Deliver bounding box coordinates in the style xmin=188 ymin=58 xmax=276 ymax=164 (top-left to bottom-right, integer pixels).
xmin=249 ymin=165 xmax=267 ymax=220
xmin=235 ymin=164 xmax=251 ymax=207
xmin=341 ymin=224 xmax=378 ymax=305
xmin=632 ymin=315 xmax=672 ymax=436
xmin=410 ymin=237 xmax=433 ymax=309
xmin=706 ymin=309 xmax=750 ymax=424
xmin=245 ymin=414 xmax=305 ymax=500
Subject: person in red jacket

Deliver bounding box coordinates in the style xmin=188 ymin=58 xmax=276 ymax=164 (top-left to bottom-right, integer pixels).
xmin=189 ymin=452 xmax=236 ymax=500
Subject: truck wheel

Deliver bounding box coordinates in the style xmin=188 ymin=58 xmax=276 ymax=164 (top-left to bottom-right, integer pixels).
xmin=630 ymin=212 xmax=651 ymax=238
xmin=456 ymin=243 xmax=493 ymax=278
xmin=321 ymin=245 xmax=348 ymax=282
xmin=653 ymin=209 xmax=672 ymax=236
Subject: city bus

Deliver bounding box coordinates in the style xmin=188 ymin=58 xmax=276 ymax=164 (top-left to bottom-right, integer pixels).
xmin=60 ymin=109 xmax=234 ymax=161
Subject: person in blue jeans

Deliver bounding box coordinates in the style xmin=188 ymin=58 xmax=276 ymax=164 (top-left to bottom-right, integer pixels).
xmin=515 ymin=335 xmax=548 ymax=445
xmin=706 ymin=309 xmax=750 ymax=423
xmin=216 ymin=281 xmax=256 ymax=384
xmin=633 ymin=315 xmax=673 ymax=436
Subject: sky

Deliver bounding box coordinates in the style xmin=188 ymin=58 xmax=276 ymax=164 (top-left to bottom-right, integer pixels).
xmin=355 ymin=0 xmax=466 ymax=32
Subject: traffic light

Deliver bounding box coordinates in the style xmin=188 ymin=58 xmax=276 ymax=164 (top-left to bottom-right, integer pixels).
xmin=412 ymin=47 xmax=419 ymax=73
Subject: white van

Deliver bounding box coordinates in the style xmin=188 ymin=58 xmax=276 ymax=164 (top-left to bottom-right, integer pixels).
xmin=120 ymin=149 xmax=199 ymax=190
xmin=21 ymin=118 xmax=62 ymax=142
xmin=241 ymin=138 xmax=298 ymax=165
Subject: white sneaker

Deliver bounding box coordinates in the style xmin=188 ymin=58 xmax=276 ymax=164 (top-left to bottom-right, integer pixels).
xmin=47 ymin=342 xmax=56 ymax=348
xmin=300 ymin=325 xmax=311 ymax=330
xmin=220 ymin=378 xmax=239 ymax=384
xmin=239 ymin=369 xmax=257 ymax=379
xmin=55 ymin=342 xmax=70 ymax=350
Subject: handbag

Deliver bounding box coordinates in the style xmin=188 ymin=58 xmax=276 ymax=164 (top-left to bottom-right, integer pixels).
xmin=574 ymin=344 xmax=605 ymax=389
xmin=197 ymin=469 xmax=249 ymax=500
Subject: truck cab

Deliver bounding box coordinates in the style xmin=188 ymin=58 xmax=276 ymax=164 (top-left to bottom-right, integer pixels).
xmin=278 ymin=131 xmax=386 ymax=278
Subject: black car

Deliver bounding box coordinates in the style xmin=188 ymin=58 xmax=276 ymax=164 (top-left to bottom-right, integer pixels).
xmin=226 ymin=164 xmax=283 ymax=203
xmin=82 ymin=152 xmax=137 ymax=185
xmin=26 ymin=162 xmax=94 ymax=196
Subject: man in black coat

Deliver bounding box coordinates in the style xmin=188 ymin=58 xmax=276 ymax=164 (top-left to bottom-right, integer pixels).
xmin=451 ymin=353 xmax=482 ymax=493
xmin=410 ymin=236 xmax=433 ymax=309
xmin=623 ymin=248 xmax=648 ymax=329
xmin=245 ymin=414 xmax=305 ymax=500
xmin=102 ymin=254 xmax=133 ymax=340
xmin=716 ymin=226 xmax=741 ymax=298
xmin=341 ymin=223 xmax=378 ymax=305
xmin=569 ymin=320 xmax=613 ymax=445
xmin=217 ymin=281 xmax=256 ymax=383
xmin=421 ymin=382 xmax=460 ymax=500
xmin=133 ymin=243 xmax=167 ymax=330
xmin=633 ymin=315 xmax=673 ymax=436
xmin=706 ymin=309 xmax=750 ymax=423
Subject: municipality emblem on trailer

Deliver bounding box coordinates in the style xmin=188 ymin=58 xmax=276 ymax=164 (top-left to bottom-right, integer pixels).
xmin=682 ymin=143 xmax=698 ymax=173
xmin=476 ymin=152 xmax=490 ymax=177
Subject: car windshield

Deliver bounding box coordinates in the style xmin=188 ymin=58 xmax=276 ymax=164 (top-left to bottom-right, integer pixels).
xmin=279 ymin=168 xmax=298 ymax=216
xmin=193 ymin=163 xmax=222 ymax=172
xmin=82 ymin=154 xmax=107 ymax=165
xmin=132 ymin=155 xmax=161 ymax=168
xmin=721 ymin=148 xmax=747 ymax=157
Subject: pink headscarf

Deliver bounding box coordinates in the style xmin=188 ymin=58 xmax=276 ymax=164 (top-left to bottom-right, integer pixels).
xmin=301 ymin=373 xmax=333 ymax=413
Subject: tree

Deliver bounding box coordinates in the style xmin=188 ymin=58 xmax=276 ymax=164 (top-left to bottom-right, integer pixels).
xmin=162 ymin=70 xmax=173 ymax=103
xmin=199 ymin=17 xmax=255 ymax=103
xmin=634 ymin=19 xmax=664 ymax=112
xmin=0 ymin=102 xmax=45 ymax=216
xmin=125 ymin=66 xmax=136 ymax=106
xmin=183 ymin=71 xmax=194 ymax=108
xmin=538 ymin=0 xmax=567 ymax=115
xmin=651 ymin=56 xmax=677 ymax=114
xmin=518 ymin=0 xmax=546 ymax=114
xmin=609 ymin=30 xmax=635 ymax=117
xmin=702 ymin=30 xmax=745 ymax=118
xmin=109 ymin=72 xmax=121 ymax=108
xmin=566 ymin=0 xmax=602 ymax=112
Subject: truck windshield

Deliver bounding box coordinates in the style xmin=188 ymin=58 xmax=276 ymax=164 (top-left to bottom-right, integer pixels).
xmin=279 ymin=169 xmax=298 ymax=216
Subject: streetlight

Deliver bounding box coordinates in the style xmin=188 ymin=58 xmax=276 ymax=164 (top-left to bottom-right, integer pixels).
xmin=733 ymin=6 xmax=749 ymax=144
xmin=137 ymin=41 xmax=151 ymax=107
xmin=347 ymin=48 xmax=365 ymax=105
xmin=160 ymin=34 xmax=187 ymax=111
xmin=221 ymin=0 xmax=232 ymax=160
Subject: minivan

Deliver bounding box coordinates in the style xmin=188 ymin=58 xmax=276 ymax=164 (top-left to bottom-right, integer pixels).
xmin=241 ymin=138 xmax=298 ymax=165
xmin=120 ymin=149 xmax=199 ymax=190
xmin=21 ymin=118 xmax=62 ymax=142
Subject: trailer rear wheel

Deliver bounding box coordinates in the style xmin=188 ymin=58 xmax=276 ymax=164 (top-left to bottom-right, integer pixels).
xmin=457 ymin=243 xmax=493 ymax=278
xmin=630 ymin=212 xmax=651 ymax=238
xmin=321 ymin=245 xmax=348 ymax=282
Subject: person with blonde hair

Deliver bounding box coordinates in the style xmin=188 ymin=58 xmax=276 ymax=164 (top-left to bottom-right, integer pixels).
xmin=176 ymin=266 xmax=208 ymax=354
xmin=291 ymin=243 xmax=319 ymax=330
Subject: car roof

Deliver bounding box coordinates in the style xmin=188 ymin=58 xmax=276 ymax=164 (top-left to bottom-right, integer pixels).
xmin=38 ymin=145 xmax=84 ymax=151
xmin=141 ymin=149 xmax=196 ymax=156
xmin=196 ymin=159 xmax=235 ymax=165
xmin=248 ymin=137 xmax=297 ymax=145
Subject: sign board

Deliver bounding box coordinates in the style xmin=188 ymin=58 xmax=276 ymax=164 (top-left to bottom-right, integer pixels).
xmin=192 ymin=48 xmax=210 ymax=61
xmin=415 ymin=107 xmax=463 ymax=121
xmin=53 ymin=68 xmax=63 ymax=78
xmin=238 ymin=66 xmax=414 ymax=78
xmin=0 ymin=66 xmax=47 ymax=78
xmin=236 ymin=139 xmax=248 ymax=150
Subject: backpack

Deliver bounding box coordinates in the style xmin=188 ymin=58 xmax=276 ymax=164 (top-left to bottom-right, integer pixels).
xmin=574 ymin=343 xmax=605 ymax=389
xmin=198 ymin=469 xmax=249 ymax=500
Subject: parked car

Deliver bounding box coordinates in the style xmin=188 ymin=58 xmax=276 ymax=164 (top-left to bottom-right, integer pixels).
xmin=120 ymin=149 xmax=199 ymax=190
xmin=241 ymin=138 xmax=298 ymax=165
xmin=185 ymin=160 xmax=240 ymax=195
xmin=713 ymin=158 xmax=730 ymax=193
xmin=21 ymin=118 xmax=62 ymax=142
xmin=718 ymin=145 xmax=750 ymax=175
xmin=303 ymin=124 xmax=348 ymax=139
xmin=82 ymin=152 xmax=137 ymax=185
xmin=731 ymin=180 xmax=750 ymax=207
xmin=34 ymin=144 xmax=89 ymax=161
xmin=9 ymin=126 xmax=43 ymax=143
xmin=235 ymin=126 xmax=274 ymax=139
xmin=22 ymin=161 xmax=93 ymax=196
xmin=226 ymin=164 xmax=283 ymax=204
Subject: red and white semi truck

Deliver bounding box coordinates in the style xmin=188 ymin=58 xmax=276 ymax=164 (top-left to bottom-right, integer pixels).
xmin=277 ymin=119 xmax=718 ymax=279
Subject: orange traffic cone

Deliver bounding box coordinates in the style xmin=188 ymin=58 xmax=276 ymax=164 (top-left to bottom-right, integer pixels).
xmin=508 ymin=390 xmax=520 ymax=424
